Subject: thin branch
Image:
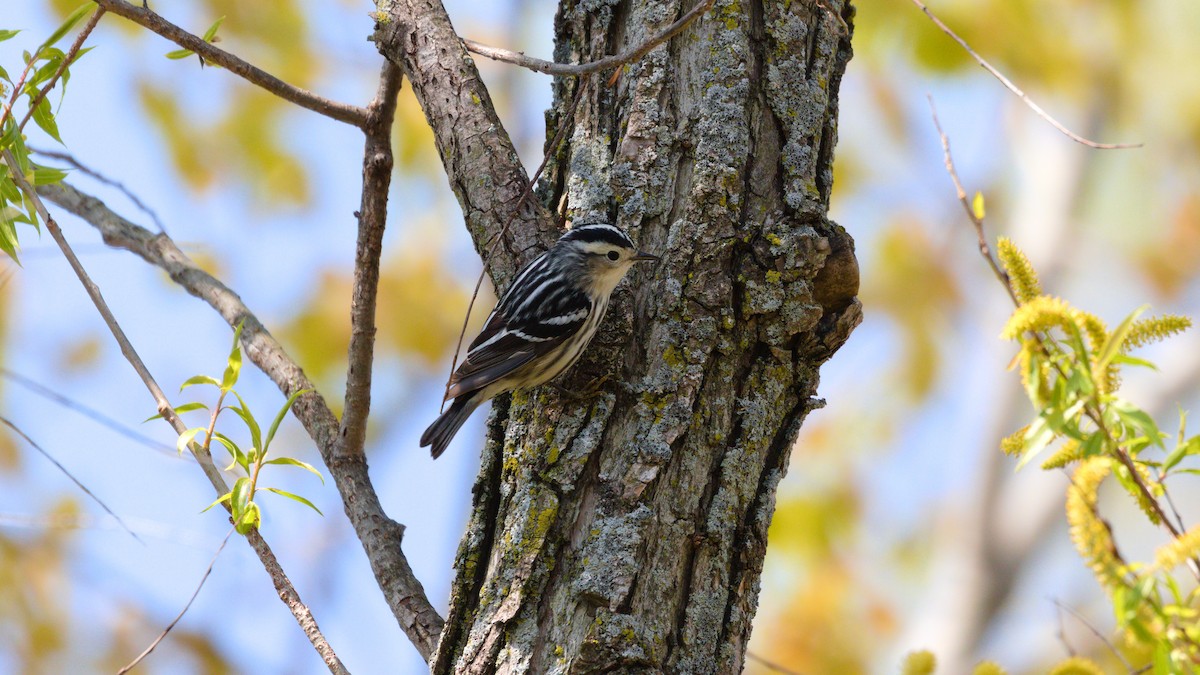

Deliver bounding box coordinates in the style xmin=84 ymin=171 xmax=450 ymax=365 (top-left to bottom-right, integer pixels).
xmin=30 ymin=147 xmax=166 ymax=233
xmin=0 ymin=414 xmax=142 ymax=543
xmin=91 ymin=0 xmax=369 ymax=128
xmin=927 ymin=95 xmax=1018 ymax=306
xmin=909 ymin=0 xmax=1139 ymax=150
xmin=443 ymin=77 xmax=588 ymax=409
xmin=18 ymin=7 xmax=106 ymax=133
xmin=117 ymin=528 xmax=233 ymax=675
xmin=0 ymin=367 xmax=178 ymax=458
xmin=464 ymin=0 xmax=714 ymax=75
xmin=35 ymin=179 xmax=445 ymax=659
xmin=745 ymin=651 xmax=805 ymax=675
xmin=6 ymin=164 xmax=348 ymax=674
xmin=339 ymin=60 xmax=401 ymax=460
xmin=1051 ymin=598 xmax=1136 ymax=673
xmin=373 ymin=0 xmax=561 ymax=288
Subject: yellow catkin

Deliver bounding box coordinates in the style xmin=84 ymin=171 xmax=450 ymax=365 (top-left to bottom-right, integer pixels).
xmin=1065 ymin=459 xmax=1123 ymax=591
xmin=1154 ymin=524 xmax=1200 ymax=572
xmin=1047 ymin=656 xmax=1105 ymax=675
xmin=997 ymin=237 xmax=1042 ymax=303
xmin=1073 ymin=310 xmax=1108 ymax=355
xmin=1001 ymin=296 xmax=1074 ymax=340
xmin=900 ymin=650 xmax=937 ymax=675
xmin=1000 ymin=426 xmax=1029 ymax=457
xmin=972 ymin=661 xmax=1007 ymax=675
xmin=1125 ymin=314 xmax=1192 ymax=350
xmin=1041 ymin=439 xmax=1081 ymax=469
xmin=1128 ymin=461 xmax=1163 ymax=526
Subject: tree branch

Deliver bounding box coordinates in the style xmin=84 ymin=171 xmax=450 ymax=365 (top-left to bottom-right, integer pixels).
xmin=91 ymin=0 xmax=369 ymax=128
xmin=462 ymin=0 xmax=714 ymax=75
xmin=910 ymin=0 xmax=1139 ymax=150
xmin=18 ymin=8 xmax=106 ymax=133
xmin=8 ymin=163 xmax=348 ymax=673
xmin=35 ymin=179 xmax=446 ymax=660
xmin=338 ymin=60 xmax=401 ymax=461
xmin=371 ymin=0 xmax=559 ymax=288
xmin=118 ymin=528 xmax=233 ymax=675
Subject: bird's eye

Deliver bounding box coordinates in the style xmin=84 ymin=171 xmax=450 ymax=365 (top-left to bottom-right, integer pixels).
xmin=606 ymin=250 xmax=620 ymax=261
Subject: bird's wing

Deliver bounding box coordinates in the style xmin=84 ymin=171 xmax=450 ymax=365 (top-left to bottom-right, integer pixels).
xmin=446 ymin=273 xmax=591 ymax=401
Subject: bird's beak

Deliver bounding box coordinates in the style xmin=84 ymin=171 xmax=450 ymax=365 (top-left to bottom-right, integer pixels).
xmin=632 ymin=250 xmax=660 ymax=262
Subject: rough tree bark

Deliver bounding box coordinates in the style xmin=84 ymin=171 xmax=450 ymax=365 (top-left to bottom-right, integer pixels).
xmin=383 ymin=0 xmax=859 ymax=671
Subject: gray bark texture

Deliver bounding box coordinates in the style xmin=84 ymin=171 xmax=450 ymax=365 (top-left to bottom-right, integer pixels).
xmin=373 ymin=0 xmax=860 ymax=670
xmin=428 ymin=0 xmax=861 ymax=672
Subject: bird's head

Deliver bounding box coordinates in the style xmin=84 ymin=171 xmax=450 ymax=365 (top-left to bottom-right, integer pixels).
xmin=554 ymin=223 xmax=658 ymax=298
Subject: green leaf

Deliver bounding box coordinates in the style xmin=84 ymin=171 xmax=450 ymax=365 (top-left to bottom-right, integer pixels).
xmin=1096 ymin=305 xmax=1148 ymax=372
xmin=222 ymin=320 xmax=245 ymax=390
xmin=264 ymin=388 xmax=311 ymax=452
xmin=212 ymin=432 xmax=247 ymax=473
xmin=202 ymin=16 xmax=226 ymax=42
xmin=230 ymin=476 xmax=253 ymax=517
xmin=261 ymin=487 xmax=323 ymax=516
xmin=230 ymin=391 xmax=261 ymax=458
xmin=165 ymin=48 xmax=195 ymax=60
xmin=0 ymin=30 xmax=20 ymax=43
xmin=31 ymin=166 xmax=68 ymax=185
xmin=200 ymin=491 xmax=232 ymax=513
xmin=40 ymin=4 xmax=95 ymax=51
xmin=176 ymin=426 xmax=207 ymax=454
xmin=180 ymin=374 xmax=221 ymax=391
xmin=1164 ymin=435 xmax=1200 ymax=473
xmin=143 ymin=401 xmax=208 ymax=422
xmin=1016 ymin=414 xmax=1057 ymax=470
xmin=263 ymin=456 xmax=324 ymax=484
xmin=1113 ymin=399 xmax=1165 ymax=450
xmin=1078 ymin=431 xmax=1104 ymax=459
xmin=1110 ymin=353 xmax=1158 ymax=370
xmin=235 ymin=500 xmax=260 ymax=534
xmin=0 ymin=64 xmax=10 ymax=85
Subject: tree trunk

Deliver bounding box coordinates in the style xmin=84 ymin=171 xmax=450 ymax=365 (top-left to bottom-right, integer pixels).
xmin=432 ymin=0 xmax=859 ymax=671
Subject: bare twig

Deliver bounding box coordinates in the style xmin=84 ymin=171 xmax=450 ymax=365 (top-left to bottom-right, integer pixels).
xmin=0 ymin=367 xmax=177 ymax=458
xmin=6 ymin=162 xmax=348 ymax=673
xmin=117 ymin=528 xmax=233 ymax=675
xmin=745 ymin=650 xmax=805 ymax=675
xmin=442 ymin=77 xmax=589 ymax=409
xmin=35 ymin=179 xmax=445 ymax=660
xmin=339 ymin=60 xmax=401 ymax=460
xmin=909 ymin=0 xmax=1139 ymax=149
xmin=1051 ymin=599 xmax=1136 ymax=673
xmin=464 ymin=0 xmax=714 ymax=75
xmin=18 ymin=8 xmax=106 ymax=133
xmin=926 ymin=95 xmax=1018 ymax=305
xmin=0 ymin=414 xmax=142 ymax=543
xmin=30 ymin=147 xmax=166 ymax=233
xmin=91 ymin=0 xmax=369 ymax=128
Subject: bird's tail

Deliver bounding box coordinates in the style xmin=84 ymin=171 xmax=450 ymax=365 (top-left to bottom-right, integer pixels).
xmin=420 ymin=395 xmax=480 ymax=459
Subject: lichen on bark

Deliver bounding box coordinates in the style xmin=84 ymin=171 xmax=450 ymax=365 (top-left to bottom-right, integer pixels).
xmin=432 ymin=0 xmax=860 ymax=672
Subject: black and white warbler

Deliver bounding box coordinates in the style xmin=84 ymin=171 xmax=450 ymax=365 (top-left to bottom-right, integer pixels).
xmin=421 ymin=223 xmax=659 ymax=458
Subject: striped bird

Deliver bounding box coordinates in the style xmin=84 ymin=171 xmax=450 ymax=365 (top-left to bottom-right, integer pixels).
xmin=421 ymin=223 xmax=658 ymax=458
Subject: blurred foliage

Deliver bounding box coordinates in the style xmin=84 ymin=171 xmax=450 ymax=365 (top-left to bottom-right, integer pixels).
xmin=55 ymin=333 xmax=102 ymax=373
xmin=756 ymin=0 xmax=1200 ymax=672
xmin=862 ymin=221 xmax=961 ymax=398
xmin=279 ymin=242 xmax=486 ymax=385
xmin=0 ymin=498 xmax=75 ymax=671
